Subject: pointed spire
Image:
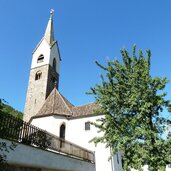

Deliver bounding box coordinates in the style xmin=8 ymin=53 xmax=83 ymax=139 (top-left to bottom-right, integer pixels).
xmin=44 ymin=9 xmax=55 ymax=45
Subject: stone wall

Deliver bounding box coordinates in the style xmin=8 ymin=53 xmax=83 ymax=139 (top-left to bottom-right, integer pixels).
xmin=24 ymin=65 xmax=49 ymax=122
xmin=24 ymin=63 xmax=59 ymax=122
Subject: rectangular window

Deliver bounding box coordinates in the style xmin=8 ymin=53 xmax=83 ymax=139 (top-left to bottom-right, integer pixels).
xmin=85 ymin=122 xmax=90 ymax=131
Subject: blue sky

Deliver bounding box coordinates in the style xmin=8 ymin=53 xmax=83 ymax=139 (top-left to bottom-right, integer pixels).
xmin=0 ymin=0 xmax=171 ymax=120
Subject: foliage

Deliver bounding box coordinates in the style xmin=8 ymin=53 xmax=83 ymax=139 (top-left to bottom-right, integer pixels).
xmin=0 ymin=141 xmax=16 ymax=170
xmin=0 ymin=99 xmax=23 ymax=119
xmin=0 ymin=99 xmax=17 ymax=170
xmin=0 ymin=113 xmax=23 ymax=141
xmin=23 ymin=130 xmax=51 ymax=149
xmin=89 ymin=45 xmax=171 ymax=171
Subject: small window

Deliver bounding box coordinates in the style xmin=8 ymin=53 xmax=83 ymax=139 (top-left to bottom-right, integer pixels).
xmin=37 ymin=54 xmax=44 ymax=63
xmin=35 ymin=71 xmax=42 ymax=80
xmin=85 ymin=122 xmax=90 ymax=131
xmin=53 ymin=58 xmax=56 ymax=72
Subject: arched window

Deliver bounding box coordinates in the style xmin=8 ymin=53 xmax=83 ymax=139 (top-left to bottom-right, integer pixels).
xmin=37 ymin=54 xmax=44 ymax=63
xmin=59 ymin=123 xmax=65 ymax=148
xmin=60 ymin=124 xmax=65 ymax=139
xmin=35 ymin=71 xmax=42 ymax=80
xmin=53 ymin=58 xmax=56 ymax=72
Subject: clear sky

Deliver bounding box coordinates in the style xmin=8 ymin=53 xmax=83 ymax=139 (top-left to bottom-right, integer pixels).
xmin=0 ymin=0 xmax=171 ymax=120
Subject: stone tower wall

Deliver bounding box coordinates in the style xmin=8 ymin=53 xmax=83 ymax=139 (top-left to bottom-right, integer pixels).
xmin=24 ymin=64 xmax=59 ymax=122
xmin=24 ymin=65 xmax=49 ymax=122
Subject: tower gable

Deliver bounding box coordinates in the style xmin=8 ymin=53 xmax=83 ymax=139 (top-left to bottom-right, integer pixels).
xmin=31 ymin=39 xmax=51 ymax=69
xmin=31 ymin=39 xmax=60 ymax=73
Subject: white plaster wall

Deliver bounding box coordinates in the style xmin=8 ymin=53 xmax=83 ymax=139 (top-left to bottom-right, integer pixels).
xmin=31 ymin=39 xmax=60 ymax=74
xmin=67 ymin=115 xmax=122 ymax=171
xmin=31 ymin=39 xmax=50 ymax=69
xmin=31 ymin=115 xmax=68 ymax=136
xmin=166 ymin=166 xmax=171 ymax=171
xmin=31 ymin=115 xmax=122 ymax=171
xmin=1 ymin=138 xmax=95 ymax=171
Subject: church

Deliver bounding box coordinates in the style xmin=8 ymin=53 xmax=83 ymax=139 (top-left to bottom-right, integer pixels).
xmin=23 ymin=11 xmax=122 ymax=171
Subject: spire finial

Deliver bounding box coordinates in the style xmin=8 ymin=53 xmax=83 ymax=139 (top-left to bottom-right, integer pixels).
xmin=50 ymin=9 xmax=54 ymax=19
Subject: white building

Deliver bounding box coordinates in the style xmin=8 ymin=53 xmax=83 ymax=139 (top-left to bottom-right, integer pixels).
xmin=23 ymin=11 xmax=122 ymax=171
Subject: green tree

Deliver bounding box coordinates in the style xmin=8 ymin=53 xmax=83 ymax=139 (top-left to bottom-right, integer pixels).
xmin=0 ymin=99 xmax=23 ymax=119
xmin=89 ymin=46 xmax=171 ymax=171
xmin=0 ymin=99 xmax=16 ymax=170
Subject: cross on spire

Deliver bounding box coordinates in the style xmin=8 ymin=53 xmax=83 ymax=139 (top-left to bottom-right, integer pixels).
xmin=50 ymin=9 xmax=54 ymax=19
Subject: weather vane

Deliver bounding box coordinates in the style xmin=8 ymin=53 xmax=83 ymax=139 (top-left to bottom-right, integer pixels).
xmin=50 ymin=9 xmax=54 ymax=18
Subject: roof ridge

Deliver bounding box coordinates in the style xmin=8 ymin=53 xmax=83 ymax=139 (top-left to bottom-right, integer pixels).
xmin=56 ymin=90 xmax=73 ymax=114
xmin=73 ymin=102 xmax=97 ymax=108
xmin=52 ymin=88 xmax=56 ymax=114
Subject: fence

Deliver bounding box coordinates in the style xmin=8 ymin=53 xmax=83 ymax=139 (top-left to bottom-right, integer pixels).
xmin=0 ymin=113 xmax=95 ymax=163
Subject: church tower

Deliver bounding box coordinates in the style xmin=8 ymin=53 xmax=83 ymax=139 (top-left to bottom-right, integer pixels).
xmin=24 ymin=10 xmax=61 ymax=122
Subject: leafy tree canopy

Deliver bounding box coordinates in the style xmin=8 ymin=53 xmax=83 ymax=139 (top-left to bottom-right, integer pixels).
xmin=89 ymin=45 xmax=171 ymax=171
xmin=0 ymin=99 xmax=18 ymax=170
xmin=0 ymin=99 xmax=23 ymax=119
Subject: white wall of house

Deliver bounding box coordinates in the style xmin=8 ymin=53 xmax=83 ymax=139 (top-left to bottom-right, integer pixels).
xmin=67 ymin=115 xmax=122 ymax=171
xmin=166 ymin=165 xmax=171 ymax=171
xmin=31 ymin=115 xmax=68 ymax=135
xmin=31 ymin=115 xmax=122 ymax=171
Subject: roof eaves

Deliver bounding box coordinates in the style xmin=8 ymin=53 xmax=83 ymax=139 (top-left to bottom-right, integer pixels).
xmin=69 ymin=113 xmax=103 ymax=120
xmin=30 ymin=112 xmax=54 ymax=121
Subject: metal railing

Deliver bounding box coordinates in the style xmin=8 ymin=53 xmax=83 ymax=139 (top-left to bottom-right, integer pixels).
xmin=0 ymin=113 xmax=95 ymax=163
